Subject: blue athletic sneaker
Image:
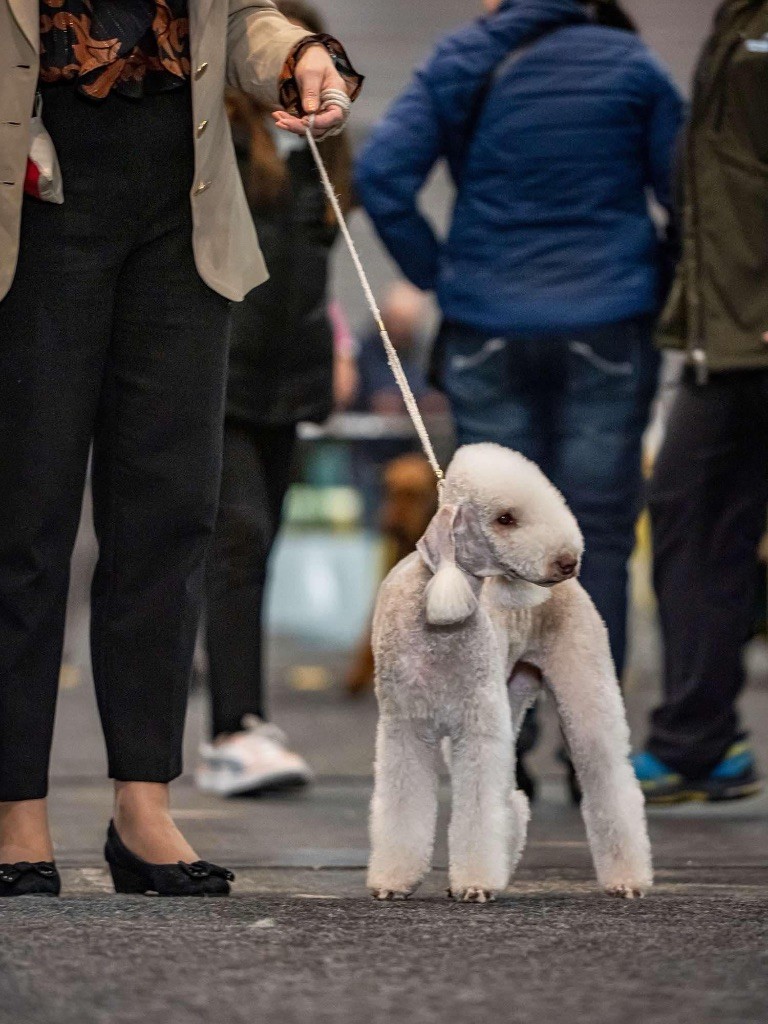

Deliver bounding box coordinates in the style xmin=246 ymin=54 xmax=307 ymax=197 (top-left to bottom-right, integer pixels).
xmin=631 ymin=742 xmax=763 ymax=804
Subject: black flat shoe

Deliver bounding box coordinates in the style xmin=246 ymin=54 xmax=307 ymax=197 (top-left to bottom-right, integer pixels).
xmin=104 ymin=821 xmax=234 ymax=897
xmin=0 ymin=861 xmax=61 ymax=897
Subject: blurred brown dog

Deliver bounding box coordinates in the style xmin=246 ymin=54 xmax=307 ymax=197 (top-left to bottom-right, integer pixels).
xmin=345 ymin=453 xmax=439 ymax=695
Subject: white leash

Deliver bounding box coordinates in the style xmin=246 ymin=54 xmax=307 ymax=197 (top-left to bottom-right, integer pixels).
xmin=303 ymin=118 xmax=445 ymax=490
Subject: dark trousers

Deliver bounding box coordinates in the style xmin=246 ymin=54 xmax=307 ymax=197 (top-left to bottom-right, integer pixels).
xmin=0 ymin=85 xmax=231 ymax=800
xmin=647 ymin=370 xmax=768 ymax=777
xmin=205 ymin=421 xmax=296 ymax=738
xmin=440 ymin=317 xmax=659 ymax=678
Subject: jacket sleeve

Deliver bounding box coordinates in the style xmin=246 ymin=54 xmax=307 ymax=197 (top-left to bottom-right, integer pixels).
xmin=354 ymin=72 xmax=445 ymax=292
xmin=227 ymin=1 xmax=310 ymax=107
xmin=642 ymin=56 xmax=687 ymax=213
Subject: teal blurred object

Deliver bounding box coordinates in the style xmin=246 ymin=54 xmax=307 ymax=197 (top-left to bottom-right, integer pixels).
xmin=283 ymin=484 xmax=362 ymax=530
xmin=300 ymin=441 xmax=353 ymax=488
xmin=266 ymin=529 xmax=383 ymax=649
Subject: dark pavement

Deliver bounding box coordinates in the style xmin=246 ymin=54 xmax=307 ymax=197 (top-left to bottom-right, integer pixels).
xmin=3 ymin=875 xmax=767 ymax=1024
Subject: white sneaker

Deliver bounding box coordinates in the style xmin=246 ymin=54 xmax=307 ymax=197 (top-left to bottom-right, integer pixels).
xmin=195 ymin=715 xmax=313 ymax=796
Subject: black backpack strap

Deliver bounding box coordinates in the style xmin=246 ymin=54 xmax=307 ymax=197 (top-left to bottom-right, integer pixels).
xmin=456 ymin=27 xmax=562 ymax=178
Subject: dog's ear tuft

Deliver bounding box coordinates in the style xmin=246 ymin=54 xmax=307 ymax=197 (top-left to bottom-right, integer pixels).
xmin=416 ymin=503 xmax=458 ymax=574
xmin=417 ymin=504 xmax=479 ymax=625
xmin=425 ymin=562 xmax=478 ymax=625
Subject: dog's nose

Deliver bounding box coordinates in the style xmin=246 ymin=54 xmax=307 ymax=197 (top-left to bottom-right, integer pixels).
xmin=555 ymin=556 xmax=578 ymax=578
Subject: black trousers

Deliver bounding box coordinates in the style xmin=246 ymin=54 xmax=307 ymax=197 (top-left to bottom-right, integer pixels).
xmin=0 ymin=85 xmax=231 ymax=800
xmin=646 ymin=369 xmax=768 ymax=777
xmin=204 ymin=420 xmax=296 ymax=738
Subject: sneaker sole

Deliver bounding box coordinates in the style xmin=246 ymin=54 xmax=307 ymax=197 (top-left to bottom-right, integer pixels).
xmin=644 ymin=780 xmax=763 ymax=805
xmin=196 ymin=770 xmax=312 ymax=797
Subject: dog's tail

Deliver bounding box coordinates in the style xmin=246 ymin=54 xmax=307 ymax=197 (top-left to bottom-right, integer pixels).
xmin=425 ymin=562 xmax=478 ymax=626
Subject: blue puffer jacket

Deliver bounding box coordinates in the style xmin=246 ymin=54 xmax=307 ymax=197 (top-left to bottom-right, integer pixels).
xmin=355 ymin=0 xmax=685 ymax=334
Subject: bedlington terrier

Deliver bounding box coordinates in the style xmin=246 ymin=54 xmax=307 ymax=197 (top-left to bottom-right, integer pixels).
xmin=368 ymin=443 xmax=652 ymax=903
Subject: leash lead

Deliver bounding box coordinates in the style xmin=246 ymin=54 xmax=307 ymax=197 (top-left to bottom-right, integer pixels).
xmin=304 ymin=117 xmax=445 ymax=491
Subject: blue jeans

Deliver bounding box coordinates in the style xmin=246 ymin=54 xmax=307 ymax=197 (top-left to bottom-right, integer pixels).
xmin=439 ymin=317 xmax=659 ymax=678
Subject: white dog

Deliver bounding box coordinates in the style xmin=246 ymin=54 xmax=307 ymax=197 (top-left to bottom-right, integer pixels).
xmin=367 ymin=443 xmax=652 ymax=903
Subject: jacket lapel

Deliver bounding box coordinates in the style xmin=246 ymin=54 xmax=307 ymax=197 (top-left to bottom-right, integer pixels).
xmin=8 ymin=0 xmax=38 ymax=50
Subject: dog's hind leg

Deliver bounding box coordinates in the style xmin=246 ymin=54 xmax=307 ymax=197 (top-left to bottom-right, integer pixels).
xmin=507 ymin=787 xmax=531 ymax=877
xmin=447 ymin=716 xmax=515 ymax=903
xmin=541 ymin=596 xmax=653 ymax=898
xmin=508 ymin=660 xmax=542 ymax=736
xmin=368 ymin=717 xmax=439 ymax=900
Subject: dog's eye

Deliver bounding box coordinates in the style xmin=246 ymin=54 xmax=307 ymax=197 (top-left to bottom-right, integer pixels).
xmin=496 ymin=512 xmax=517 ymax=527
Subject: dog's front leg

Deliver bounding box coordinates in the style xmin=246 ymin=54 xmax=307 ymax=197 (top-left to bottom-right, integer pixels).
xmin=542 ymin=593 xmax=653 ymax=898
xmin=447 ymin=721 xmax=515 ymax=903
xmin=367 ymin=717 xmax=439 ymax=900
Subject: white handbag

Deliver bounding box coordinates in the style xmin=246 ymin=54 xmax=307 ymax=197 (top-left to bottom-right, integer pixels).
xmin=24 ymin=93 xmax=64 ymax=204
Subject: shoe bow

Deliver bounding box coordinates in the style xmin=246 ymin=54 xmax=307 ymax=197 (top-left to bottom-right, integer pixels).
xmin=177 ymin=860 xmax=235 ymax=882
xmin=0 ymin=862 xmax=57 ymax=884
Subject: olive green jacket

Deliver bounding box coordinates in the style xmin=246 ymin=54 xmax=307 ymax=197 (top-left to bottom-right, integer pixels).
xmin=658 ymin=0 xmax=768 ymax=373
xmin=0 ymin=0 xmax=309 ymax=302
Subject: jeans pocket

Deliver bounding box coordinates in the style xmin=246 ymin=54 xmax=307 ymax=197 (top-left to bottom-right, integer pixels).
xmin=449 ymin=336 xmax=507 ymax=372
xmin=440 ymin=329 xmax=509 ymax=413
xmin=567 ymin=340 xmax=634 ymax=377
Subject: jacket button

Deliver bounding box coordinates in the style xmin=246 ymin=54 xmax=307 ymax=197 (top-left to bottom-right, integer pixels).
xmin=196 ymin=119 xmax=208 ymax=137
xmin=193 ymin=180 xmax=211 ymax=196
xmin=195 ymin=62 xmax=209 ymax=79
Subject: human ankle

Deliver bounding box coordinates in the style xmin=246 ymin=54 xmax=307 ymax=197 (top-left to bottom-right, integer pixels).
xmin=112 ymin=783 xmax=197 ymax=864
xmin=113 ymin=781 xmax=173 ymax=819
xmin=0 ymin=799 xmax=54 ymax=862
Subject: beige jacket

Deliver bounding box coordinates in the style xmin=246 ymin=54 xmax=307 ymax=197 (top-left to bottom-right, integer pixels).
xmin=0 ymin=0 xmax=310 ymax=302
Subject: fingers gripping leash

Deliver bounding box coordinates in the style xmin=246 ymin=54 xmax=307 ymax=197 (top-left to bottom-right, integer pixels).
xmin=303 ymin=116 xmax=445 ymax=497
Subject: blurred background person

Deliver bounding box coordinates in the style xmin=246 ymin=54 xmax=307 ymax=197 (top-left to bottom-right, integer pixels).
xmin=197 ymin=0 xmax=356 ymax=799
xmin=329 ymin=298 xmax=359 ymax=411
xmin=632 ymin=0 xmax=768 ymax=803
xmin=349 ymin=281 xmax=449 ymax=524
xmin=355 ymin=0 xmax=684 ymax=796
xmin=353 ymin=281 xmax=444 ymax=418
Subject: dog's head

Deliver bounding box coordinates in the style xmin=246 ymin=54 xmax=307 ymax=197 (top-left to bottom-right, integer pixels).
xmin=416 ymin=444 xmax=583 ymax=625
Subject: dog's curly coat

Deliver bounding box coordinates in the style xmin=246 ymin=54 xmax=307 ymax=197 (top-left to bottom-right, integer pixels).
xmin=368 ymin=443 xmax=652 ymax=903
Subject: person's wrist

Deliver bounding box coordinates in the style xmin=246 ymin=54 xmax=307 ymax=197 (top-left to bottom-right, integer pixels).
xmin=296 ymin=41 xmax=330 ymax=61
xmin=279 ymin=33 xmax=364 ymax=115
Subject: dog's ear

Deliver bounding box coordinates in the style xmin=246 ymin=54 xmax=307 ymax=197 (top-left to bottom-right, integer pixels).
xmin=417 ymin=504 xmax=485 ymax=626
xmin=452 ymin=502 xmax=503 ymax=577
xmin=416 ymin=503 xmax=456 ymax=573
xmin=417 ymin=503 xmax=501 ymax=576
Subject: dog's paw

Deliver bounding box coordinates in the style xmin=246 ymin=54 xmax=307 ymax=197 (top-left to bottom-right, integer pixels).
xmin=449 ymin=886 xmax=496 ymax=904
xmin=605 ymin=883 xmax=646 ymax=900
xmin=370 ymin=888 xmax=412 ymax=901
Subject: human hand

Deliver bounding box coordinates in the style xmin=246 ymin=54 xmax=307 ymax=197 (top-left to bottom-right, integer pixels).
xmin=273 ymin=43 xmax=351 ymax=139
